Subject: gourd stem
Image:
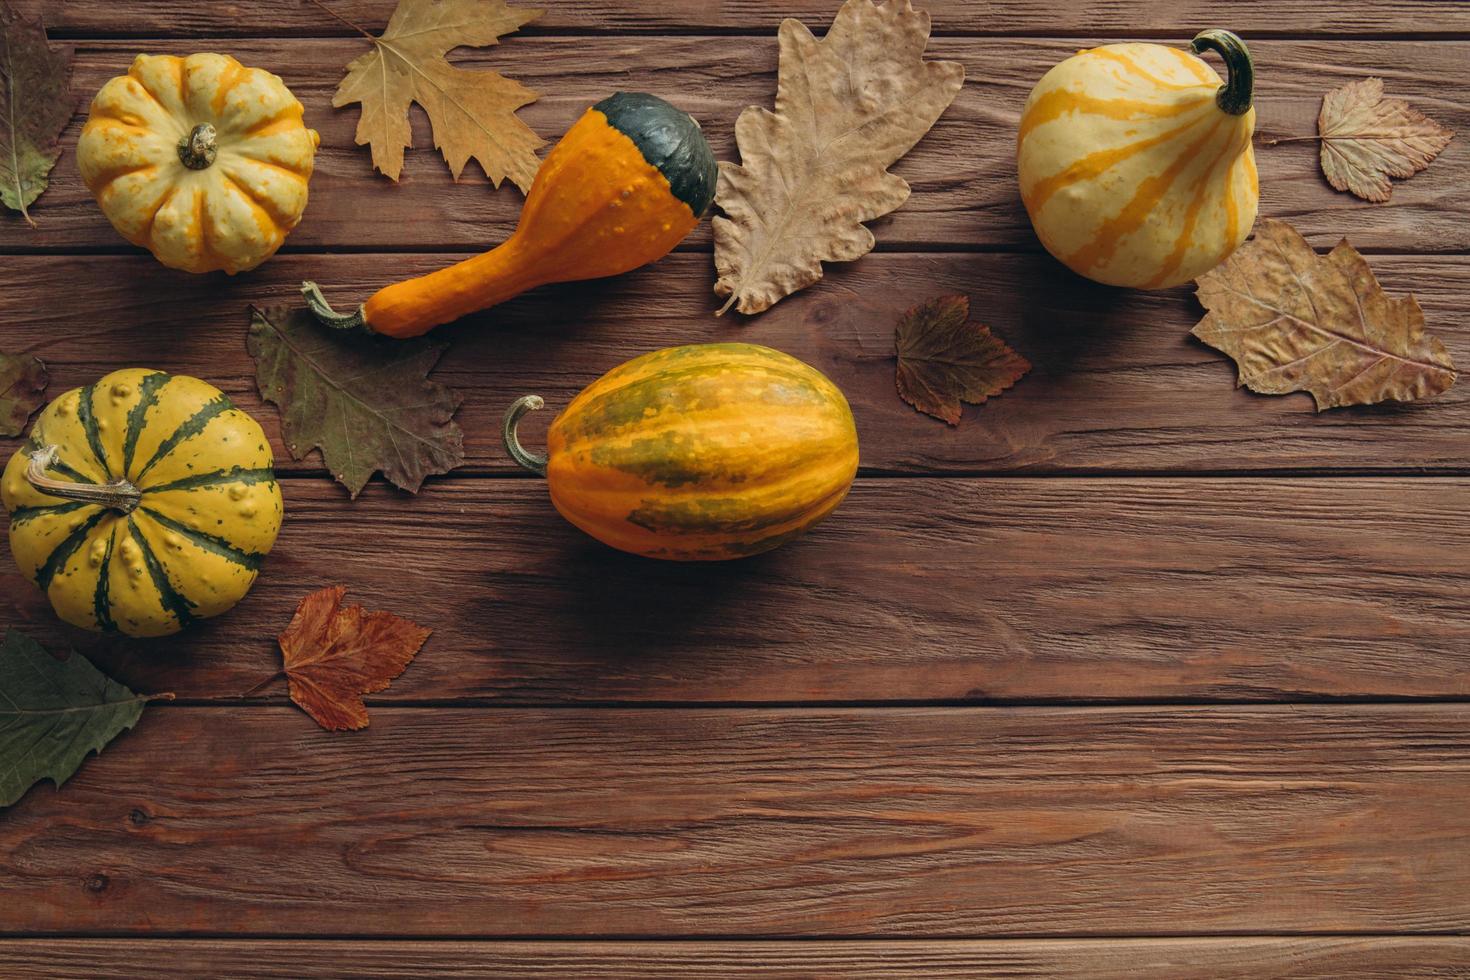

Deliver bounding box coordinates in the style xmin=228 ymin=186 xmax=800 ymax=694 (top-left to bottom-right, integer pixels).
xmin=301 ymin=281 xmax=368 ymax=332
xmin=1190 ymin=29 xmax=1254 ymax=117
xmin=25 ymin=446 xmax=142 ymax=515
xmin=503 ymin=396 xmax=549 ymax=477
xmin=178 ymin=123 xmax=219 ymax=170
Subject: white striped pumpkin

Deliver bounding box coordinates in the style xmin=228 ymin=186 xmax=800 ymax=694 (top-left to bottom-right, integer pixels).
xmin=1016 ymin=30 xmax=1258 ymax=290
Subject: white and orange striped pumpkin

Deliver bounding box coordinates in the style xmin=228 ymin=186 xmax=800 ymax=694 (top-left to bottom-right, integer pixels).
xmin=1016 ymin=30 xmax=1258 ymax=290
xmin=77 ymin=53 xmax=319 ymax=275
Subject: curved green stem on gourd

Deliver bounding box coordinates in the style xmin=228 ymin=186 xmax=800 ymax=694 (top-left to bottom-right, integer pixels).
xmin=301 ymin=281 xmax=368 ymax=332
xmin=1190 ymin=29 xmax=1254 ymax=117
xmin=26 ymin=446 xmax=142 ymax=515
xmin=503 ymin=396 xmax=549 ymax=477
xmin=178 ymin=123 xmax=219 ymax=170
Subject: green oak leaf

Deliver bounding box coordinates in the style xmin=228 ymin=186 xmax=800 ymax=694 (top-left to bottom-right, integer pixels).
xmin=0 ymin=630 xmax=160 ymax=808
xmin=0 ymin=2 xmax=75 ymax=226
xmin=0 ymin=351 xmax=47 ymax=436
xmin=247 ymin=305 xmax=465 ymax=497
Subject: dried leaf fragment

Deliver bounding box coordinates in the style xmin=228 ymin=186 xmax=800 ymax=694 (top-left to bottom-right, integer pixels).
xmin=333 ymin=0 xmax=545 ymax=191
xmin=1193 ymin=218 xmax=1456 ymax=410
xmin=0 ymin=630 xmax=167 ymax=808
xmin=280 ymin=586 xmax=431 ymax=732
xmin=247 ymin=305 xmax=465 ymax=497
xmin=0 ymin=1 xmax=74 ymax=225
xmin=0 ymin=351 xmax=46 ymax=436
xmin=1317 ymin=77 xmax=1454 ymax=203
xmin=896 ymin=294 xmax=1030 ymax=425
xmin=713 ymin=0 xmax=964 ymax=315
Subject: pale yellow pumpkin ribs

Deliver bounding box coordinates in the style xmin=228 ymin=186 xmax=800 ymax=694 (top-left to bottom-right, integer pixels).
xmin=78 ymin=53 xmax=320 ymax=274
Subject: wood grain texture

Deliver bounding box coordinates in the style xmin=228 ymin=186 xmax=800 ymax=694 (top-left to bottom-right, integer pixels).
xmin=4 ymin=938 xmax=1469 ymax=978
xmin=17 ymin=0 xmax=1470 ymax=37
xmin=2 ymin=705 xmax=1468 ymax=936
xmin=7 ymin=39 xmax=1467 ymax=253
xmin=2 ymin=253 xmax=1465 ymax=477
xmin=4 ymin=477 xmax=1467 ymax=703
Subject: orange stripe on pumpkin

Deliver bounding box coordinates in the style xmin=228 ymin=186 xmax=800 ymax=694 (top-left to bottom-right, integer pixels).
xmin=1167 ymin=45 xmax=1217 ymax=85
xmin=1086 ymin=47 xmax=1210 ymax=92
xmin=1142 ymin=146 xmax=1236 ymax=288
xmin=1018 ymin=87 xmax=1203 ymax=147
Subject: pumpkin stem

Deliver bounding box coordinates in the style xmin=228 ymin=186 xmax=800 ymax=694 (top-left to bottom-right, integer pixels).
xmin=301 ymin=281 xmax=368 ymax=332
xmin=503 ymin=396 xmax=549 ymax=477
xmin=25 ymin=446 xmax=142 ymax=515
xmin=178 ymin=123 xmax=219 ymax=170
xmin=1190 ymin=30 xmax=1253 ymax=117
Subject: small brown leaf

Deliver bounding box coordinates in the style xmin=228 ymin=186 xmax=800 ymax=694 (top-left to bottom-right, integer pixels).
xmin=895 ymin=294 xmax=1031 ymax=425
xmin=280 ymin=586 xmax=431 ymax=732
xmin=0 ymin=351 xmax=46 ymax=436
xmin=1193 ymin=218 xmax=1456 ymax=410
xmin=1317 ymin=77 xmax=1454 ymax=203
xmin=0 ymin=1 xmax=75 ymax=225
xmin=713 ymin=0 xmax=964 ymax=315
xmin=331 ymin=0 xmax=545 ymax=191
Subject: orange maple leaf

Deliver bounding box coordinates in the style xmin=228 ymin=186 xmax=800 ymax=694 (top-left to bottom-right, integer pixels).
xmin=278 ymin=586 xmax=430 ymax=731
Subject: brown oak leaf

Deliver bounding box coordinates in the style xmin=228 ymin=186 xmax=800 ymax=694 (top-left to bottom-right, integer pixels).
xmin=0 ymin=351 xmax=46 ymax=436
xmin=279 ymin=586 xmax=431 ymax=731
xmin=0 ymin=1 xmax=75 ymax=226
xmin=896 ymin=294 xmax=1031 ymax=425
xmin=1316 ymin=77 xmax=1454 ymax=203
xmin=713 ymin=0 xmax=964 ymax=315
xmin=1193 ymin=218 xmax=1456 ymax=410
xmin=330 ymin=0 xmax=545 ymax=191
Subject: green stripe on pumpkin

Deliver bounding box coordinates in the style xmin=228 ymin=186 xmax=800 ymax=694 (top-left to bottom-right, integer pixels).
xmin=36 ymin=509 xmax=110 ymax=591
xmin=128 ymin=517 xmax=195 ymax=628
xmin=76 ymin=384 xmax=114 ymax=478
xmin=135 ymin=394 xmax=234 ymax=481
xmin=121 ymin=371 xmax=171 ymax=475
xmin=139 ymin=507 xmax=264 ymax=571
xmin=143 ymin=466 xmax=276 ymax=495
xmin=93 ymin=527 xmax=118 ymax=633
xmin=9 ymin=501 xmax=94 ymax=528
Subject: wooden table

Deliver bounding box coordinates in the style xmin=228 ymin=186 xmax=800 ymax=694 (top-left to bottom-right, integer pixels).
xmin=3 ymin=1 xmax=1469 ymax=976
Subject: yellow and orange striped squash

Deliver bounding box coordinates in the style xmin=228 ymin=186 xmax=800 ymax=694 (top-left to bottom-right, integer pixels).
xmin=503 ymin=344 xmax=859 ymax=561
xmin=1017 ymin=30 xmax=1258 ymax=290
xmin=78 ymin=53 xmax=319 ymax=275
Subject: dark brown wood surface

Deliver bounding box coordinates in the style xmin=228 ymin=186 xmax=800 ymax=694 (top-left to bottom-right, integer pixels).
xmin=2 ymin=0 xmax=1468 ymax=976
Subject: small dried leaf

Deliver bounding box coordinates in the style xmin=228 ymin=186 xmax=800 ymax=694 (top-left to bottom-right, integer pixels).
xmin=1 ymin=630 xmax=165 ymax=808
xmin=1193 ymin=218 xmax=1456 ymax=410
xmin=248 ymin=305 xmax=465 ymax=497
xmin=1317 ymin=77 xmax=1454 ymax=203
xmin=713 ymin=0 xmax=964 ymax=315
xmin=896 ymin=294 xmax=1031 ymax=425
xmin=280 ymin=586 xmax=431 ymax=732
xmin=0 ymin=351 xmax=46 ymax=436
xmin=0 ymin=2 xmax=75 ymax=225
xmin=334 ymin=0 xmax=545 ymax=191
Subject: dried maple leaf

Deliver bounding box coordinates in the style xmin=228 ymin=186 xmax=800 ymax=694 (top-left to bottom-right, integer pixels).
xmin=330 ymin=0 xmax=545 ymax=191
xmin=895 ymin=294 xmax=1030 ymax=425
xmin=0 ymin=351 xmax=46 ymax=436
xmin=1 ymin=630 xmax=169 ymax=808
xmin=713 ymin=0 xmax=963 ymax=315
xmin=1193 ymin=218 xmax=1456 ymax=410
xmin=0 ymin=1 xmax=74 ymax=226
xmin=1316 ymin=77 xmax=1454 ymax=203
xmin=279 ymin=586 xmax=430 ymax=732
xmin=247 ymin=305 xmax=465 ymax=497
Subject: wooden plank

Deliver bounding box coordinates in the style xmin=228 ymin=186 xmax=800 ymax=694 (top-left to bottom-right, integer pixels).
xmin=2 ymin=705 xmax=1468 ymax=935
xmin=2 ymin=253 xmax=1467 ymax=477
xmin=4 ymin=477 xmax=1468 ymax=702
xmin=19 ymin=0 xmax=1470 ymax=37
xmin=3 ymin=937 xmax=1469 ymax=978
xmin=9 ymin=38 xmax=1468 ymax=253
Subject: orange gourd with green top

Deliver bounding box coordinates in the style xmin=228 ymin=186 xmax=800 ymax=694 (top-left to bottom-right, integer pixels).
xmin=1016 ymin=30 xmax=1258 ymax=289
xmin=304 ymin=93 xmax=717 ymax=338
xmin=503 ymin=344 xmax=859 ymax=561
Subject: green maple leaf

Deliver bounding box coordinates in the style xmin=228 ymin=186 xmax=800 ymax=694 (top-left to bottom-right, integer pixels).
xmin=0 ymin=2 xmax=75 ymax=226
xmin=247 ymin=305 xmax=465 ymax=497
xmin=0 ymin=631 xmax=161 ymax=809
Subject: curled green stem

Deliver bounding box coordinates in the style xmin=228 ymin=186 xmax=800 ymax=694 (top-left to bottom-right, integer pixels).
xmin=503 ymin=396 xmax=549 ymax=477
xmin=301 ymin=281 xmax=367 ymax=332
xmin=1191 ymin=29 xmax=1254 ymax=117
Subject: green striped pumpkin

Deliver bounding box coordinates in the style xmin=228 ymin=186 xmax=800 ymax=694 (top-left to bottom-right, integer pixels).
xmin=2 ymin=368 xmax=282 ymax=637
